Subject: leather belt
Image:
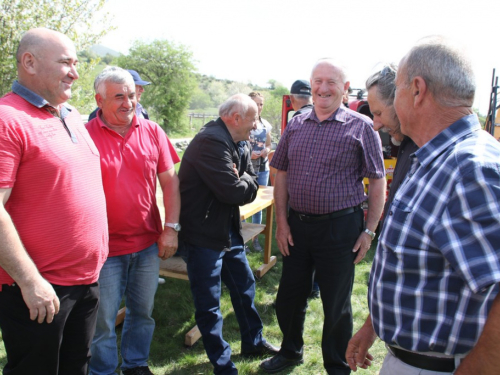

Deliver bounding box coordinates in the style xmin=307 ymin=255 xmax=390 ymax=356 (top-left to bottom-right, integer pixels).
xmin=389 ymin=346 xmax=456 ymax=373
xmin=290 ymin=205 xmax=360 ymax=223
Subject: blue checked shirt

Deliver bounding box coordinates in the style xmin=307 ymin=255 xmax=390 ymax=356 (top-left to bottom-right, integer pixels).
xmin=369 ymin=114 xmax=500 ymax=355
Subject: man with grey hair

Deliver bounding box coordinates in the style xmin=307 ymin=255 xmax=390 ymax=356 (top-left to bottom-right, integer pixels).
xmin=365 ymin=64 xmax=419 ymax=230
xmin=178 ymin=93 xmax=279 ymax=375
xmin=346 ymin=37 xmax=500 ymax=375
xmin=86 ymin=66 xmax=181 ymax=375
xmin=289 ymin=79 xmax=313 ymax=117
xmin=0 ymin=28 xmax=108 ymax=374
xmin=262 ymin=59 xmax=386 ymax=374
xmin=88 ymin=69 xmax=151 ymax=122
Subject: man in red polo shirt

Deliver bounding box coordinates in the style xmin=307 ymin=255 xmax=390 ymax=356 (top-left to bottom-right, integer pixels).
xmin=0 ymin=28 xmax=108 ymax=374
xmin=86 ymin=66 xmax=181 ymax=375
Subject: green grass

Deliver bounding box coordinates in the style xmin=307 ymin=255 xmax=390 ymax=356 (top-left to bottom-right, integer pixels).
xmin=0 ymin=218 xmax=386 ymax=374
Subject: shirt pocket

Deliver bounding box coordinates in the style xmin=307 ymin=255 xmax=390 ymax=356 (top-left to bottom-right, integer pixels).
xmin=383 ymin=199 xmax=413 ymax=251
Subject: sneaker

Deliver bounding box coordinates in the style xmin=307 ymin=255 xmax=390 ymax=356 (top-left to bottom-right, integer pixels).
xmin=121 ymin=366 xmax=154 ymax=375
xmin=252 ymin=237 xmax=263 ymax=252
xmin=158 ymin=277 xmax=165 ymax=285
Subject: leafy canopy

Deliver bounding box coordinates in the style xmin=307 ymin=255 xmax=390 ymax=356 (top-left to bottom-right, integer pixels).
xmin=114 ymin=40 xmax=197 ymax=134
xmin=0 ymin=0 xmax=113 ymax=106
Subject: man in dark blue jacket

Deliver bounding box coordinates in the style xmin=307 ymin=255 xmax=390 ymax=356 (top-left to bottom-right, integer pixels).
xmin=178 ymin=94 xmax=279 ymax=375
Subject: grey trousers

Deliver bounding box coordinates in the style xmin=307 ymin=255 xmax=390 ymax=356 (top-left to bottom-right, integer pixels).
xmin=380 ymin=350 xmax=461 ymax=375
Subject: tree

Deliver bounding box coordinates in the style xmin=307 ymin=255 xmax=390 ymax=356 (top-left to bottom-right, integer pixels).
xmin=114 ymin=40 xmax=197 ymax=134
xmin=262 ymin=84 xmax=289 ymax=140
xmin=0 ymin=0 xmax=113 ymax=99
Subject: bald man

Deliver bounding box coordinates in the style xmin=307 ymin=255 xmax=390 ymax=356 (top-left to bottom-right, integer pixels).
xmin=0 ymin=28 xmax=108 ymax=374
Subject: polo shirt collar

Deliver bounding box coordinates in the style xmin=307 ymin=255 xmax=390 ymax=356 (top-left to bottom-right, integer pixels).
xmin=94 ymin=108 xmax=140 ymax=130
xmin=415 ymin=114 xmax=480 ymax=168
xmin=12 ymin=80 xmax=72 ymax=119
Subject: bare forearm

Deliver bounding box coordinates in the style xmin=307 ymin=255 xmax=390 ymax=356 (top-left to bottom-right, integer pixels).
xmin=455 ymin=291 xmax=500 ymax=374
xmin=160 ymin=169 xmax=181 ymax=224
xmin=274 ymin=171 xmax=289 ymax=225
xmin=365 ymin=178 xmax=386 ymax=232
xmin=0 ymin=208 xmax=42 ymax=287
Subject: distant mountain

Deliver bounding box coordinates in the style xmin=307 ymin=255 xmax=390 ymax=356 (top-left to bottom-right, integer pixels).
xmin=91 ymin=45 xmax=121 ymax=57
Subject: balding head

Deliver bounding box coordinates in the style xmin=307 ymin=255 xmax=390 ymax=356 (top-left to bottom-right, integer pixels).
xmin=16 ymin=28 xmax=78 ymax=107
xmin=17 ymin=28 xmax=75 ymax=65
xmin=399 ymin=36 xmax=475 ymax=108
xmin=310 ymin=58 xmax=350 ymax=121
xmin=219 ymin=94 xmax=258 ymax=142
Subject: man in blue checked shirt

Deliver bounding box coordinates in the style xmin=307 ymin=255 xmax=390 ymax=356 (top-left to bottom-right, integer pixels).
xmin=346 ymin=36 xmax=500 ymax=375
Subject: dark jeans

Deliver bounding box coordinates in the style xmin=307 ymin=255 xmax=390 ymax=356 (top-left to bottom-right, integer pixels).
xmin=0 ymin=282 xmax=99 ymax=375
xmin=184 ymin=243 xmax=265 ymax=375
xmin=276 ymin=209 xmax=363 ymax=375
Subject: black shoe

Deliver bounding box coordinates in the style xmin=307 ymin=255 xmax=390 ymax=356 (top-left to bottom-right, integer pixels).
xmin=122 ymin=366 xmax=154 ymax=375
xmin=241 ymin=341 xmax=280 ymax=358
xmin=260 ymin=354 xmax=304 ymax=373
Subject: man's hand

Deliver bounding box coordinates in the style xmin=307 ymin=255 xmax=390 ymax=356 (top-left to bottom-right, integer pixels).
xmin=352 ymin=231 xmax=372 ymax=264
xmin=233 ymin=163 xmax=240 ymax=179
xmin=346 ymin=315 xmax=377 ymax=371
xmin=275 ymin=222 xmax=294 ymax=257
xmin=20 ymin=278 xmax=60 ymax=324
xmin=251 ymin=151 xmax=261 ymax=160
xmin=260 ymin=148 xmax=269 ymax=159
xmin=157 ymin=229 xmax=178 ymax=260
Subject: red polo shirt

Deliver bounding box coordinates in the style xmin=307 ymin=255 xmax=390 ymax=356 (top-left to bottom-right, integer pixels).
xmin=86 ymin=112 xmax=180 ymax=257
xmin=0 ymin=92 xmax=109 ymax=287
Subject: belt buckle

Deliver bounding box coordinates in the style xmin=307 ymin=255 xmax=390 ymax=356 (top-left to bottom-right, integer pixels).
xmin=298 ymin=214 xmax=307 ymax=222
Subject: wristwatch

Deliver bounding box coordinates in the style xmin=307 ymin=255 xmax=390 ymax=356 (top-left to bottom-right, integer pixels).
xmin=364 ymin=228 xmax=376 ymax=240
xmin=165 ymin=223 xmax=181 ymax=232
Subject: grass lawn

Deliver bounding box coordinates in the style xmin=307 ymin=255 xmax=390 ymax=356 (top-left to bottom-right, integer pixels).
xmin=0 ymin=218 xmax=386 ymax=375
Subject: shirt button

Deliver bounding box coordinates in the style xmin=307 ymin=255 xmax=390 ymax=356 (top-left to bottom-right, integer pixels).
xmin=389 ymin=211 xmax=393 ymax=216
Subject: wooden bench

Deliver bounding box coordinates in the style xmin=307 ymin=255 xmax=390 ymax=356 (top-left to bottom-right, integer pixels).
xmin=116 ymin=186 xmax=275 ymax=347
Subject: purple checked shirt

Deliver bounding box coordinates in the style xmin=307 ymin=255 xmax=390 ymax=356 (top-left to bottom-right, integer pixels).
xmin=271 ymin=106 xmax=384 ymax=215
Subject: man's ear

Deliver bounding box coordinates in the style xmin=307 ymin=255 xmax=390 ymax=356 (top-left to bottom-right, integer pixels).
xmin=412 ymin=76 xmax=427 ymax=107
xmin=233 ymin=112 xmax=240 ymax=126
xmin=20 ymin=52 xmax=37 ymax=75
xmin=95 ymin=93 xmax=103 ymax=108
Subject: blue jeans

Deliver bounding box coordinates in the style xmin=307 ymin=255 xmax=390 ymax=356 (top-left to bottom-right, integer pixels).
xmin=184 ymin=243 xmax=265 ymax=375
xmin=89 ymin=243 xmax=160 ymax=375
xmin=251 ymin=170 xmax=270 ymax=225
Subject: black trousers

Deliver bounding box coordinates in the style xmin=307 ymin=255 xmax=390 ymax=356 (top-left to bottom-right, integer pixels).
xmin=276 ymin=209 xmax=363 ymax=375
xmin=0 ymin=282 xmax=99 ymax=375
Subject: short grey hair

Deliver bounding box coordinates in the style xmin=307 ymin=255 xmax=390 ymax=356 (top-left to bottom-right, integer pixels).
xmin=365 ymin=64 xmax=398 ymax=107
xmin=94 ymin=66 xmax=135 ymax=97
xmin=401 ymin=36 xmax=475 ymax=107
xmin=311 ymin=58 xmax=348 ymax=83
xmin=291 ymin=94 xmax=312 ymax=101
xmin=219 ymin=93 xmax=254 ymax=118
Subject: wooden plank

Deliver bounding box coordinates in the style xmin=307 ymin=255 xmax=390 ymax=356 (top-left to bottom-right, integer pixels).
xmin=184 ymin=325 xmax=202 ymax=347
xmin=115 ymin=307 xmax=126 ymax=326
xmin=255 ymin=256 xmax=277 ymax=278
xmin=241 ymin=222 xmax=265 ymax=243
xmin=159 ymin=257 xmax=189 ymax=281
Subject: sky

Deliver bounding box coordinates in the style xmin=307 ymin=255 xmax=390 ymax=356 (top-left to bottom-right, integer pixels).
xmin=98 ymin=0 xmax=500 ymax=114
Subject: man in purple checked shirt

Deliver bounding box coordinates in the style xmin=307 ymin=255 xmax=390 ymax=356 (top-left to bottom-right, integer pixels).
xmin=260 ymin=58 xmax=386 ymax=375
